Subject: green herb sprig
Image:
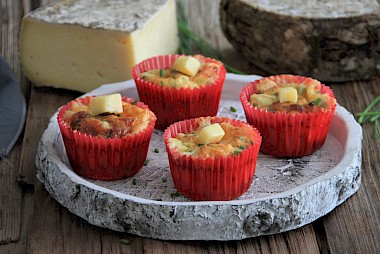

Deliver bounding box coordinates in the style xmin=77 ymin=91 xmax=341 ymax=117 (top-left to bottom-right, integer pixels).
xmin=176 ymin=0 xmax=245 ymax=75
xmin=120 ymin=239 xmax=132 ymax=245
xmin=356 ymin=95 xmax=380 ymax=138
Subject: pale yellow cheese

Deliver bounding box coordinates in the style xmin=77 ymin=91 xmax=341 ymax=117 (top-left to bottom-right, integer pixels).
xmin=198 ymin=123 xmax=225 ymax=145
xmin=278 ymin=87 xmax=298 ymax=103
xmin=91 ymin=93 xmax=123 ymax=116
xmin=19 ymin=0 xmax=179 ymax=93
xmin=172 ymin=56 xmax=201 ymax=76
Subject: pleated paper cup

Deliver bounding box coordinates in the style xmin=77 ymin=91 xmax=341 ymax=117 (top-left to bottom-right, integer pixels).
xmin=57 ymin=96 xmax=156 ymax=180
xmin=132 ymin=54 xmax=226 ymax=130
xmin=240 ymin=75 xmax=336 ymax=158
xmin=164 ymin=117 xmax=262 ymax=201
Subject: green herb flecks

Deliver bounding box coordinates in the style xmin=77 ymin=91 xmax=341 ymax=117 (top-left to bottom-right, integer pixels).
xmin=171 ymin=192 xmax=181 ymax=198
xmin=120 ymin=239 xmax=132 ymax=245
xmin=144 ymin=159 xmax=149 ymax=166
xmin=233 ymin=150 xmax=241 ymax=156
xmin=131 ymin=99 xmax=139 ymax=105
xmin=132 ymin=179 xmax=137 ymax=185
xmin=154 ymin=148 xmax=159 ymax=153
xmin=176 ymin=0 xmax=246 ymax=75
xmin=197 ymin=143 xmax=204 ymax=147
xmin=356 ymin=95 xmax=380 ymax=139
xmin=230 ymin=106 xmax=237 ymax=112
xmin=311 ymin=98 xmax=322 ymax=106
xmin=159 ymin=69 xmax=164 ymax=77
xmin=162 ymin=177 xmax=167 ymax=183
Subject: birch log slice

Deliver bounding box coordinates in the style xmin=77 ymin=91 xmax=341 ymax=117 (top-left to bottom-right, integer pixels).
xmin=35 ymin=75 xmax=363 ymax=240
xmin=220 ymin=0 xmax=380 ymax=82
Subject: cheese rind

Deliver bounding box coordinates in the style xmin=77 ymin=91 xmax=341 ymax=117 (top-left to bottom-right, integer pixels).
xmin=91 ymin=94 xmax=123 ymax=116
xmin=20 ymin=0 xmax=179 ymax=92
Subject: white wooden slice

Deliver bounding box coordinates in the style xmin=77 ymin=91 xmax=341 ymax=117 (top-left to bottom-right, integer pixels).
xmin=36 ymin=74 xmax=362 ymax=240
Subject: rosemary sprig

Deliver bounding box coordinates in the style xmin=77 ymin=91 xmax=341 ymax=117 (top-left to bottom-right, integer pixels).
xmin=176 ymin=0 xmax=246 ymax=75
xmin=357 ymin=95 xmax=380 ymax=123
xmin=356 ymin=95 xmax=380 ymax=138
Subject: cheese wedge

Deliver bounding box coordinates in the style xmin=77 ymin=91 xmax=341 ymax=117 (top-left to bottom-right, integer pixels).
xmin=199 ymin=123 xmax=225 ymax=145
xmin=20 ymin=0 xmax=179 ymax=92
xmin=279 ymin=87 xmax=298 ymax=103
xmin=91 ymin=94 xmax=123 ymax=116
xmin=172 ymin=56 xmax=201 ymax=76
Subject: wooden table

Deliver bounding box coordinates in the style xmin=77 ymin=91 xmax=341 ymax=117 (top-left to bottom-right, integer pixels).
xmin=1 ymin=0 xmax=380 ymax=253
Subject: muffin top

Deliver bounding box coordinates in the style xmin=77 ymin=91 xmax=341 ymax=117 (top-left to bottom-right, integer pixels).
xmin=139 ymin=55 xmax=223 ymax=89
xmin=63 ymin=94 xmax=150 ymax=138
xmin=168 ymin=117 xmax=256 ymax=158
xmin=249 ymin=76 xmax=336 ymax=114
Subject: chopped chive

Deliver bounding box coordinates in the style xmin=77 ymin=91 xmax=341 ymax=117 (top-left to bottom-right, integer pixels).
xmin=120 ymin=239 xmax=132 ymax=245
xmin=131 ymin=100 xmax=139 ymax=105
xmin=170 ymin=192 xmax=181 ymax=198
xmin=132 ymin=179 xmax=137 ymax=185
xmin=197 ymin=144 xmax=204 ymax=146
xmin=159 ymin=69 xmax=164 ymax=77
xmin=230 ymin=106 xmax=237 ymax=112
xmin=162 ymin=177 xmax=167 ymax=183
xmin=144 ymin=159 xmax=149 ymax=166
xmin=234 ymin=150 xmax=241 ymax=156
xmin=312 ymin=98 xmax=322 ymax=105
xmin=238 ymin=146 xmax=246 ymax=150
xmin=154 ymin=148 xmax=159 ymax=153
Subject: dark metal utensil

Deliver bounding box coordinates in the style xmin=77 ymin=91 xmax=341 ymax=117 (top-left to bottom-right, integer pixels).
xmin=0 ymin=56 xmax=26 ymax=157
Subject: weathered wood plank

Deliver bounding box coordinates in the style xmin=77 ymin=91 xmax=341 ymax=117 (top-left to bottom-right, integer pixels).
xmin=18 ymin=87 xmax=80 ymax=185
xmin=0 ymin=146 xmax=22 ymax=243
xmin=237 ymin=226 xmax=319 ymax=254
xmin=322 ymin=81 xmax=380 ymax=253
xmin=0 ymin=0 xmax=27 ymax=244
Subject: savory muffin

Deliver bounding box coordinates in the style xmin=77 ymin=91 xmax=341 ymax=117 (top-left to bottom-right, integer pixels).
xmin=164 ymin=116 xmax=262 ymax=201
xmin=57 ymin=93 xmax=156 ymax=180
xmin=240 ymin=74 xmax=336 ymax=158
xmin=132 ymin=54 xmax=226 ymax=130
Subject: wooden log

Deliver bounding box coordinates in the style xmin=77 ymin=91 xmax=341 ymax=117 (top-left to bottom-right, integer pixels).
xmin=220 ymin=0 xmax=380 ymax=82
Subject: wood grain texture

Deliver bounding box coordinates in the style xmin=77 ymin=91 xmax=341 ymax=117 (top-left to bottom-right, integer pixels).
xmin=0 ymin=0 xmax=25 ymax=244
xmin=1 ymin=0 xmax=380 ymax=253
xmin=220 ymin=0 xmax=380 ymax=82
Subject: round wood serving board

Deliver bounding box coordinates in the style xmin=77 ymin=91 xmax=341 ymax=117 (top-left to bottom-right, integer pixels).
xmin=36 ymin=74 xmax=362 ymax=240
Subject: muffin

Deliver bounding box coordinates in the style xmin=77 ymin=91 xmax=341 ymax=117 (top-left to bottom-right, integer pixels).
xmin=164 ymin=116 xmax=262 ymax=201
xmin=132 ymin=54 xmax=226 ymax=130
xmin=240 ymin=74 xmax=336 ymax=158
xmin=57 ymin=93 xmax=157 ymax=180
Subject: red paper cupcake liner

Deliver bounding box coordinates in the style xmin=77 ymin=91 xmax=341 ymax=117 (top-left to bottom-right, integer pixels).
xmin=164 ymin=117 xmax=262 ymax=201
xmin=240 ymin=74 xmax=336 ymax=158
xmin=132 ymin=54 xmax=226 ymax=130
xmin=57 ymin=96 xmax=157 ymax=180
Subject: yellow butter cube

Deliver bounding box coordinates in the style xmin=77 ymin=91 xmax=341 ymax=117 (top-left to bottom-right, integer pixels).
xmin=198 ymin=123 xmax=225 ymax=145
xmin=91 ymin=93 xmax=123 ymax=116
xmin=172 ymin=56 xmax=201 ymax=76
xmin=279 ymin=87 xmax=298 ymax=103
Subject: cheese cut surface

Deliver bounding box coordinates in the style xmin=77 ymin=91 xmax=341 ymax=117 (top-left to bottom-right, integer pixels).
xmin=20 ymin=0 xmax=179 ymax=92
